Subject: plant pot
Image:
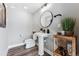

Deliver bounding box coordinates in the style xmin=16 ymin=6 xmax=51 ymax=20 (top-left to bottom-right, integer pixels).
xmin=65 ymin=31 xmax=74 ymax=36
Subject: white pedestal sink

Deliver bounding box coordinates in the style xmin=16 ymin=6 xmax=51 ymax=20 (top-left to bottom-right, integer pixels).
xmin=33 ymin=32 xmax=51 ymax=56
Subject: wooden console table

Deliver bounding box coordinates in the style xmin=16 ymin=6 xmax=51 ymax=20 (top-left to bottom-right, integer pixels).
xmin=53 ymin=35 xmax=77 ymax=56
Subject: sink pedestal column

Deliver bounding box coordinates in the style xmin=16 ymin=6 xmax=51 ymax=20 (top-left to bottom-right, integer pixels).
xmin=38 ymin=36 xmax=44 ymax=56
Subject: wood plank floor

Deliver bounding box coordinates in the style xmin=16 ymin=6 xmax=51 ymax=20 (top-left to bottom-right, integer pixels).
xmin=7 ymin=45 xmax=79 ymax=56
xmin=7 ymin=45 xmax=50 ymax=56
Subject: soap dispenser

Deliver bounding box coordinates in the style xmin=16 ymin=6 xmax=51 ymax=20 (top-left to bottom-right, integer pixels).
xmin=47 ymin=29 xmax=50 ymax=34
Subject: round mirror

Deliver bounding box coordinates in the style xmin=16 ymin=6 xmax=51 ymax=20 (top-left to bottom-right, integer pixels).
xmin=40 ymin=11 xmax=53 ymax=28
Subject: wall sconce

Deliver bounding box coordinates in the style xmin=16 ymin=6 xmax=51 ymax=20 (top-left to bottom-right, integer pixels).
xmin=54 ymin=14 xmax=62 ymax=18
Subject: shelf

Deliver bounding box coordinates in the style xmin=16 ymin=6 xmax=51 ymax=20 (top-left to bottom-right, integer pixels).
xmin=53 ymin=47 xmax=69 ymax=56
xmin=53 ymin=35 xmax=77 ymax=56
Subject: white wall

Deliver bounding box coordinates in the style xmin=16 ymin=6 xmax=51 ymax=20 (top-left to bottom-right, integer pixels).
xmin=6 ymin=6 xmax=33 ymax=47
xmin=0 ymin=4 xmax=8 ymax=56
xmin=0 ymin=28 xmax=7 ymax=56
xmin=33 ymin=3 xmax=79 ymax=50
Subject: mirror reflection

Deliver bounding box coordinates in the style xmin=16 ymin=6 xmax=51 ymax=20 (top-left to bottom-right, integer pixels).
xmin=40 ymin=11 xmax=53 ymax=28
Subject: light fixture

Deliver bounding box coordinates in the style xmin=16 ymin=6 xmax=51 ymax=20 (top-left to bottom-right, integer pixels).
xmin=24 ymin=6 xmax=28 ymax=9
xmin=41 ymin=3 xmax=52 ymax=13
xmin=41 ymin=3 xmax=48 ymax=8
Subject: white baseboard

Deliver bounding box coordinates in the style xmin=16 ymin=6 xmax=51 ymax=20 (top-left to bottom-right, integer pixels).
xmin=8 ymin=43 xmax=25 ymax=50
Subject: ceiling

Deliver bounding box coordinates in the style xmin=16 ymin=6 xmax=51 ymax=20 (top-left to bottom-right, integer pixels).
xmin=5 ymin=3 xmax=44 ymax=13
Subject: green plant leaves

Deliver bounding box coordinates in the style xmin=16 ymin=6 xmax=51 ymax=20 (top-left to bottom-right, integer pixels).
xmin=61 ymin=17 xmax=75 ymax=31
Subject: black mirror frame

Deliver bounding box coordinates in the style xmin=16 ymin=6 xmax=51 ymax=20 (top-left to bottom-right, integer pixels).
xmin=40 ymin=10 xmax=53 ymax=28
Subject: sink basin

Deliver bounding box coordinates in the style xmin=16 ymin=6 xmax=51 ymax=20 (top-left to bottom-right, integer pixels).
xmin=34 ymin=32 xmax=51 ymax=37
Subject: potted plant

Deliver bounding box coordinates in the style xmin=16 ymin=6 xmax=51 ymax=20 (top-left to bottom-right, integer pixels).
xmin=61 ymin=17 xmax=76 ymax=36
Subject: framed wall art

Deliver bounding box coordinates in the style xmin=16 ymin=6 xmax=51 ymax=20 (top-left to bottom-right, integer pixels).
xmin=0 ymin=3 xmax=6 ymax=28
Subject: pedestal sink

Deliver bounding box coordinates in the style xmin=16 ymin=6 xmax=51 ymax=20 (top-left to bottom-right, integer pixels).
xmin=33 ymin=32 xmax=51 ymax=56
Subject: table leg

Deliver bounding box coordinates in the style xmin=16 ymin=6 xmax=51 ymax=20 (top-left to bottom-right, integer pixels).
xmin=72 ymin=39 xmax=76 ymax=56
